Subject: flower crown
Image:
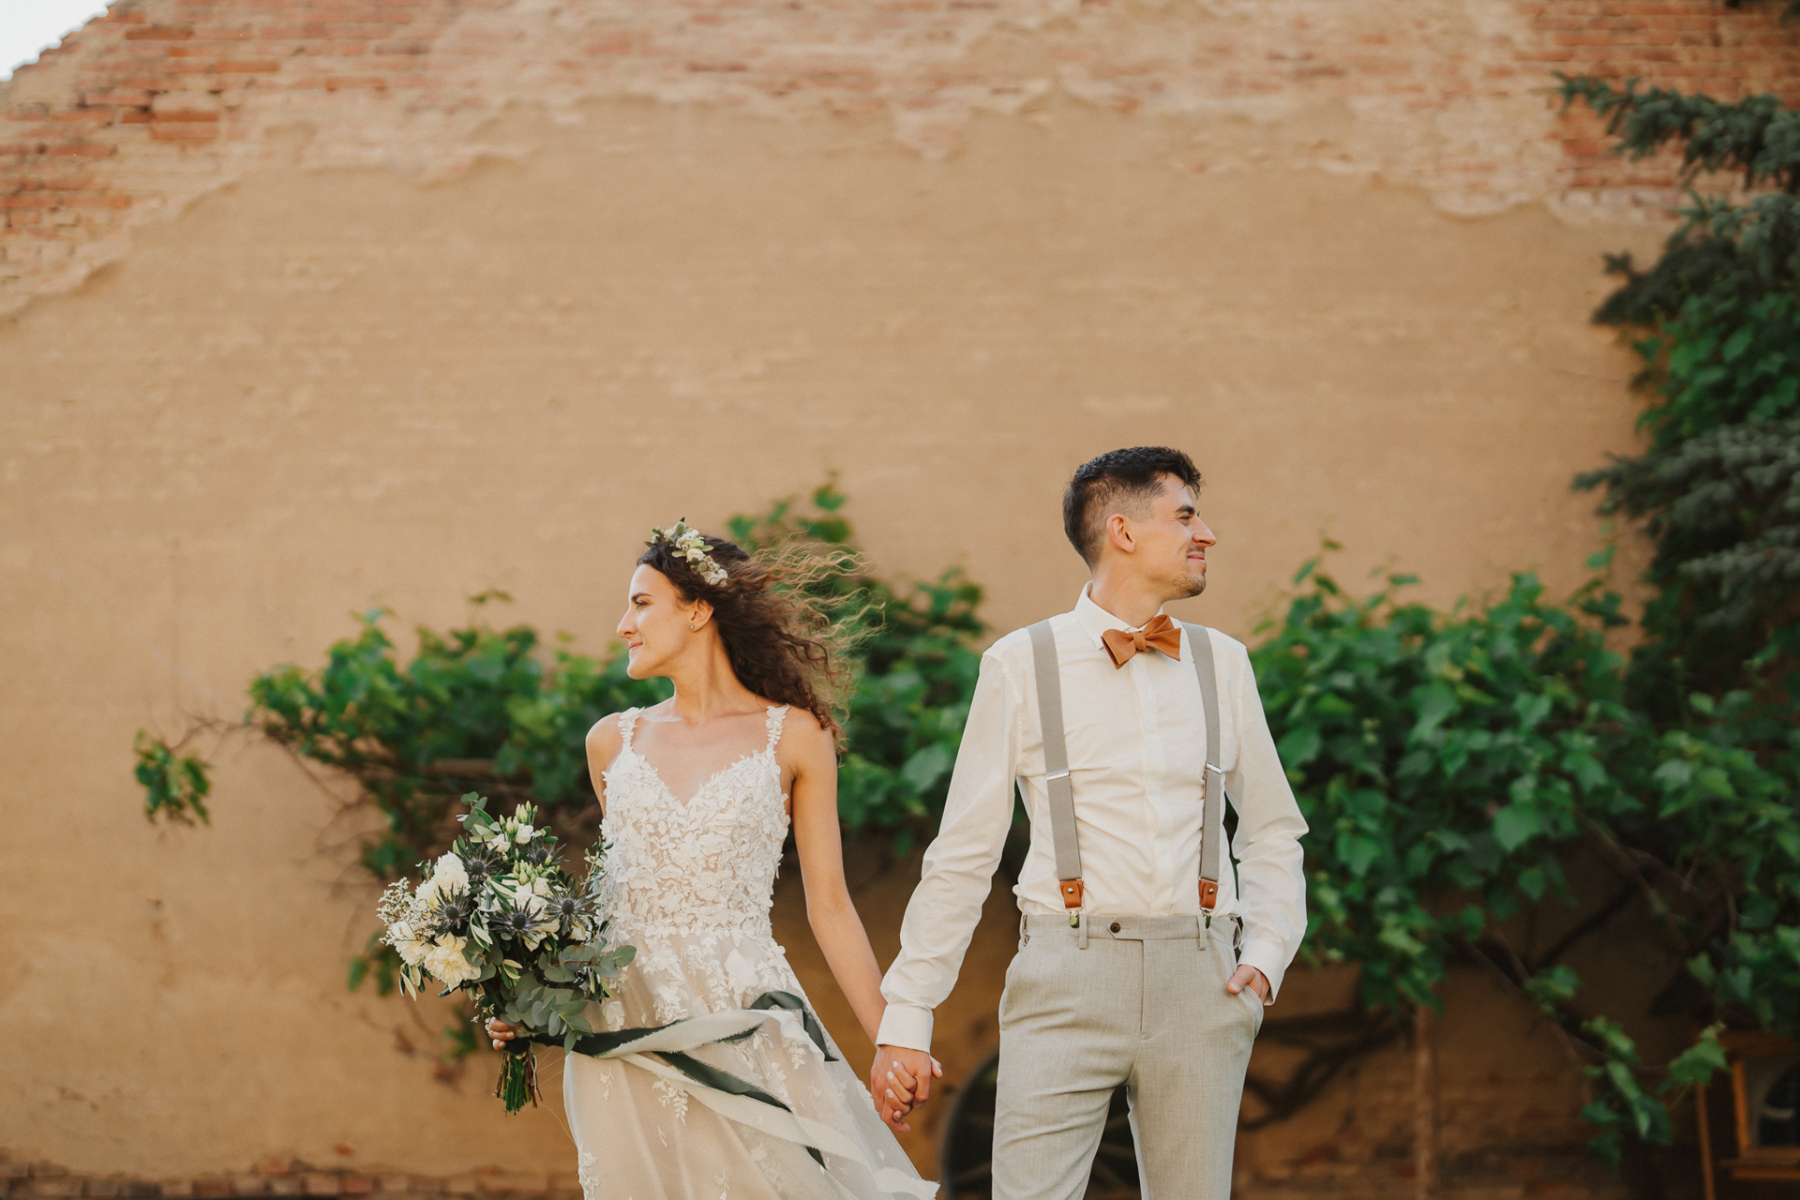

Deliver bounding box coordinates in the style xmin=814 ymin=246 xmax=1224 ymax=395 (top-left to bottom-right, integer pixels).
xmin=649 ymin=518 xmax=730 ymax=587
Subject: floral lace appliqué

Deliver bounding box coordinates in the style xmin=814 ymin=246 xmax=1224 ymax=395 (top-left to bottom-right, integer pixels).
xmin=653 ymin=1078 xmax=690 ymax=1124
xmin=600 ymin=707 xmax=791 ymax=946
xmin=576 ymin=1152 xmax=601 ymax=1200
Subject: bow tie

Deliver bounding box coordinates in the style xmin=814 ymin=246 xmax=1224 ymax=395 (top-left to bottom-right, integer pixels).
xmin=1100 ymin=613 xmax=1183 ymax=669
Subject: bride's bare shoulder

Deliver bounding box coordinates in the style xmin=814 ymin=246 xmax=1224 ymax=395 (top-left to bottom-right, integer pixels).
xmin=585 ymin=709 xmax=630 ymax=757
xmin=774 ymin=705 xmax=833 ymax=756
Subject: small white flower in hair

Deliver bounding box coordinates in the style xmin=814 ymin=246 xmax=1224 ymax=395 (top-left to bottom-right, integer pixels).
xmin=649 ymin=518 xmax=731 ymax=588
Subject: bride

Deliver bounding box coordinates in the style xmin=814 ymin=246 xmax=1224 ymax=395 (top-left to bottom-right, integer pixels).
xmin=487 ymin=521 xmax=937 ymax=1200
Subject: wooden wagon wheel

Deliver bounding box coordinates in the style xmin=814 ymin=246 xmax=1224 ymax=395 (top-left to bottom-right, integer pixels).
xmin=939 ymin=1049 xmax=1142 ymax=1200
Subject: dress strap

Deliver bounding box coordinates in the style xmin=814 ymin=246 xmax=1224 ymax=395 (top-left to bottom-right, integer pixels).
xmin=618 ymin=707 xmax=641 ymax=753
xmin=764 ymin=705 xmax=790 ymax=754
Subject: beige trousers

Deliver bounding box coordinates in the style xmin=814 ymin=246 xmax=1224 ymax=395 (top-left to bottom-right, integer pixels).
xmin=991 ymin=913 xmax=1262 ymax=1200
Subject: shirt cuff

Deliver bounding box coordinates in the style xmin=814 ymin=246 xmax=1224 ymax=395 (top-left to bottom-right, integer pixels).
xmin=1238 ymin=940 xmax=1289 ymax=1005
xmin=875 ymin=1003 xmax=934 ymax=1052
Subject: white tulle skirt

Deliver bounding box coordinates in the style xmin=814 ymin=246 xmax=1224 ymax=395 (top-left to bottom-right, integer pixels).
xmin=563 ymin=922 xmax=934 ymax=1200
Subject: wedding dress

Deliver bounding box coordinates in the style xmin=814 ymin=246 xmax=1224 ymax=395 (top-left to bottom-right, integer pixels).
xmin=563 ymin=705 xmax=934 ymax=1200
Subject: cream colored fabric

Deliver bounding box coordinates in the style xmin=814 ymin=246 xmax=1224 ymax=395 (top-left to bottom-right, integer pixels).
xmin=991 ymin=915 xmax=1260 ymax=1200
xmin=564 ymin=706 xmax=931 ymax=1200
xmin=877 ymin=585 xmax=1308 ymax=1052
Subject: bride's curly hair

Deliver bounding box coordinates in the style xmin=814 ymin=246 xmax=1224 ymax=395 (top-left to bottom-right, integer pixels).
xmin=638 ymin=533 xmax=860 ymax=740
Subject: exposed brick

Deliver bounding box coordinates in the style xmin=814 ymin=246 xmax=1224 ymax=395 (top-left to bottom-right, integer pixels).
xmin=0 ymin=0 xmax=1796 ymax=320
xmin=125 ymin=26 xmax=196 ymax=41
xmin=82 ymin=89 xmax=154 ymax=108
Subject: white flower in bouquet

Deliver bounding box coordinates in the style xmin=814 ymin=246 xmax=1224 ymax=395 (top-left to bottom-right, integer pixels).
xmin=424 ymin=933 xmax=482 ymax=988
xmin=391 ymin=919 xmax=431 ymax=967
xmin=420 ymin=852 xmax=468 ymax=903
xmin=377 ymin=882 xmax=434 ymax=969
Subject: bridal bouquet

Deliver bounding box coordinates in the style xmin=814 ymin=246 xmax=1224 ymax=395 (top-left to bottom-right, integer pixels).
xmin=376 ymin=792 xmax=635 ymax=1112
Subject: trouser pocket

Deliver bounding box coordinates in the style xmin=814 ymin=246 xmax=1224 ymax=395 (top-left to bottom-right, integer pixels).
xmin=1209 ymin=930 xmax=1264 ymax=1037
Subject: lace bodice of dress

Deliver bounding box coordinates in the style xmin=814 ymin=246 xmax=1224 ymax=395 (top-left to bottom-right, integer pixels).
xmin=598 ymin=705 xmax=791 ymax=941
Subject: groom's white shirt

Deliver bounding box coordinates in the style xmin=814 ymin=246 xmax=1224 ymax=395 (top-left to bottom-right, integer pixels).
xmin=875 ymin=585 xmax=1309 ymax=1053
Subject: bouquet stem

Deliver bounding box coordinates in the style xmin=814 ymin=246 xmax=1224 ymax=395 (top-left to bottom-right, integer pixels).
xmin=496 ymin=1046 xmax=540 ymax=1114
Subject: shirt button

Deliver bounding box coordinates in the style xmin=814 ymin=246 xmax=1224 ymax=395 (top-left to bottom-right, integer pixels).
xmin=1110 ymin=922 xmax=1122 ymax=934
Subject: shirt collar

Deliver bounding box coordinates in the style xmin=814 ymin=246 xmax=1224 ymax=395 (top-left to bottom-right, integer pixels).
xmin=1072 ymin=582 xmax=1167 ymax=648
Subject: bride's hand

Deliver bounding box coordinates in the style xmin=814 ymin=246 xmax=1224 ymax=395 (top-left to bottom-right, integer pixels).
xmin=872 ymin=1045 xmax=941 ymax=1134
xmin=486 ymin=1017 xmax=517 ymax=1050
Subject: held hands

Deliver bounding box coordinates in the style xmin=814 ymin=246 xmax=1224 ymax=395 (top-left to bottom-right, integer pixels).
xmin=1226 ymin=964 xmax=1271 ymax=1004
xmin=493 ymin=1015 xmax=948 ymax=1131
xmin=871 ymin=1045 xmax=941 ymax=1134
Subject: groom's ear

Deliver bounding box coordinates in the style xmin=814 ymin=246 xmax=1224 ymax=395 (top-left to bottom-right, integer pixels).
xmin=1104 ymin=512 xmax=1137 ymax=556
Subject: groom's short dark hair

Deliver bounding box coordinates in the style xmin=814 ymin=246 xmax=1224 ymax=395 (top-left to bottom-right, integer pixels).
xmin=1063 ymin=447 xmax=1203 ymax=565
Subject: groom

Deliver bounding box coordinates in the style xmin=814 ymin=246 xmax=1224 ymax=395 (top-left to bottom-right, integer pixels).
xmin=871 ymin=446 xmax=1308 ymax=1199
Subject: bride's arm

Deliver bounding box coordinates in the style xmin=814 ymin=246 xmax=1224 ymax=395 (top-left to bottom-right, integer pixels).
xmin=584 ymin=714 xmax=622 ymax=817
xmin=788 ymin=712 xmax=939 ymax=1131
xmin=786 ymin=712 xmax=888 ymax=1047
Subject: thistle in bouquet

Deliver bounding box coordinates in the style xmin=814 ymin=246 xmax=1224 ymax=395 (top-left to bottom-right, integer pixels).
xmin=377 ymin=792 xmax=635 ymax=1113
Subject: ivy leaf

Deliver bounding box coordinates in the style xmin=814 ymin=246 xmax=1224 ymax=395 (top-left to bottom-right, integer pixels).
xmin=899 ymin=743 xmax=953 ymax=793
xmin=1492 ymin=803 xmax=1541 ymax=852
xmin=1339 ymin=833 xmax=1383 ymax=879
xmin=1412 ymin=683 xmax=1457 ymax=742
xmin=1526 ymin=965 xmax=1582 ymax=1008
xmin=1279 ymin=726 xmax=1322 ymax=768
xmin=1662 ymin=1025 xmax=1728 ymax=1091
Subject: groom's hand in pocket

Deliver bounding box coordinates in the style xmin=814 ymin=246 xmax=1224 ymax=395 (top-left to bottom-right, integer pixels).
xmin=872 ymin=1044 xmax=940 ymax=1134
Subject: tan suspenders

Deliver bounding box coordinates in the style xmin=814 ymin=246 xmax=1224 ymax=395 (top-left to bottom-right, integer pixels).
xmin=1026 ymin=619 xmax=1229 ymax=929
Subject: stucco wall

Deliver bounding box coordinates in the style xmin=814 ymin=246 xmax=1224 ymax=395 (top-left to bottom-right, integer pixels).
xmin=3 ymin=0 xmax=1783 ymax=1191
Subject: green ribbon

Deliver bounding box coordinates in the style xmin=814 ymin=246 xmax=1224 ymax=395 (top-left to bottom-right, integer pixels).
xmin=513 ymin=990 xmax=837 ymax=1168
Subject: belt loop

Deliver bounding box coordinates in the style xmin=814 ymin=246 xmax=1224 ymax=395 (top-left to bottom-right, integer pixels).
xmin=1076 ymin=913 xmax=1089 ymax=951
xmin=1019 ymin=911 xmax=1030 ymax=947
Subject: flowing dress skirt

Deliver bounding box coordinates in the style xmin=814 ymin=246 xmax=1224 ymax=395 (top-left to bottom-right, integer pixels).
xmin=563 ymin=924 xmax=932 ymax=1200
